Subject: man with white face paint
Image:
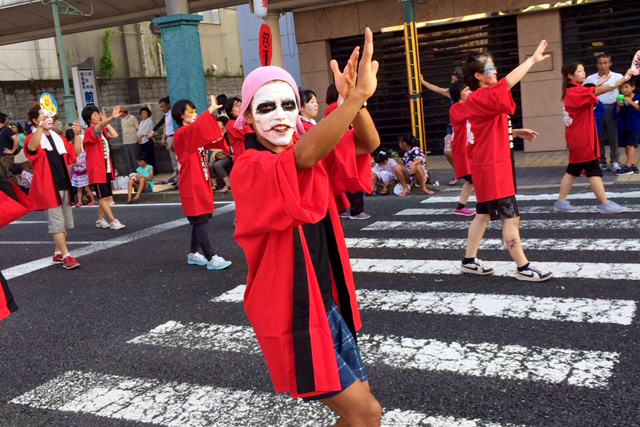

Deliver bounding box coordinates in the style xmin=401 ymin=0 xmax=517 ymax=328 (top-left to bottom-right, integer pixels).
xmin=24 ymin=102 xmax=83 ymax=270
xmin=232 ymin=28 xmax=384 ymax=426
xmin=171 ymin=96 xmax=232 ymax=271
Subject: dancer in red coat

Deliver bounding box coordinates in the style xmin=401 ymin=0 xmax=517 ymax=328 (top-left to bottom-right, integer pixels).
xmin=232 ymin=28 xmax=382 ymax=426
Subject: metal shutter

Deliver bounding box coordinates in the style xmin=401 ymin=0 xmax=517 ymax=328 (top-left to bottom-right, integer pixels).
xmin=329 ymin=15 xmax=522 ymax=152
xmin=562 ymin=0 xmax=640 ymax=69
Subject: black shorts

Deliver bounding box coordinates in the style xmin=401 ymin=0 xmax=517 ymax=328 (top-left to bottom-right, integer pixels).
xmin=457 ymin=174 xmax=473 ymax=184
xmin=566 ymin=160 xmax=603 ymax=178
xmin=187 ymin=213 xmax=213 ymax=226
xmin=92 ymin=174 xmax=113 ymax=199
xmin=476 ymin=196 xmax=519 ymax=221
xmin=619 ymin=131 xmax=640 ymax=148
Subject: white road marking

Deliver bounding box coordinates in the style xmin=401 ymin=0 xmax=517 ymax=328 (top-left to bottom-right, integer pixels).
xmin=10 ymin=371 xmax=518 ymax=427
xmin=0 ymin=241 xmax=100 ymax=245
xmin=8 ymin=221 xmax=48 ymax=224
xmin=213 ymin=285 xmax=636 ymax=325
xmin=80 ymin=201 xmax=233 ymax=208
xmin=345 ymin=237 xmax=640 ymax=252
xmin=2 ymin=203 xmax=236 ymax=280
xmin=128 ymin=321 xmax=617 ymax=387
xmin=421 ymin=191 xmax=640 ymax=204
xmin=350 ymin=258 xmax=640 ymax=281
xmin=397 ymin=207 xmax=639 ymax=215
xmin=362 ymin=219 xmax=640 ymax=231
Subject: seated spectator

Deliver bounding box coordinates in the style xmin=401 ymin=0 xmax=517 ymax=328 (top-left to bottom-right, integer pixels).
xmin=371 ymin=150 xmax=399 ymax=195
xmin=395 ymin=134 xmax=435 ymax=196
xmin=127 ymin=153 xmax=154 ymax=203
xmin=8 ymin=163 xmax=31 ymax=194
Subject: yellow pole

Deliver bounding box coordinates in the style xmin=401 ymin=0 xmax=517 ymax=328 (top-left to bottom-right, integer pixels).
xmin=403 ymin=21 xmax=426 ymax=155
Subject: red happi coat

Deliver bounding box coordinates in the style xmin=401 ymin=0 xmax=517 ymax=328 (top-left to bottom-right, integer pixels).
xmin=0 ymin=176 xmax=31 ymax=320
xmin=232 ymin=131 xmax=371 ymax=398
xmin=449 ymin=102 xmax=471 ymax=179
xmin=226 ymin=119 xmax=254 ymax=160
xmin=174 ymin=112 xmax=228 ymax=217
xmin=563 ymin=84 xmax=601 ymax=163
xmin=24 ymin=133 xmax=77 ymax=210
xmin=465 ymin=78 xmax=517 ymax=203
xmin=83 ymin=126 xmax=115 ymax=184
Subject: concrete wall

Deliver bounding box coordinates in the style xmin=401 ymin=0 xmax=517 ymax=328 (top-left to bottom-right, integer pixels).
xmin=294 ymin=0 xmax=567 ymax=151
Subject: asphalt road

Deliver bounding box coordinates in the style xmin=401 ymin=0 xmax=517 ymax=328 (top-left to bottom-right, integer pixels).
xmin=0 ymin=187 xmax=639 ymax=427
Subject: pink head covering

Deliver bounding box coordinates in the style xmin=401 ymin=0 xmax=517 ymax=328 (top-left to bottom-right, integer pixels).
xmin=234 ymin=66 xmax=306 ymax=137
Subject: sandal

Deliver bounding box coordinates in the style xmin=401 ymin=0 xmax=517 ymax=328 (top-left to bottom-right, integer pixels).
xmin=398 ymin=189 xmax=411 ymax=197
xmin=422 ymin=188 xmax=435 ymax=195
xmin=220 ymin=185 xmax=230 ymax=193
xmin=448 ymin=177 xmax=458 ymax=186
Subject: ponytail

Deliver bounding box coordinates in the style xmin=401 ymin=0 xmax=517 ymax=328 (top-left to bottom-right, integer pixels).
xmin=561 ymin=62 xmax=581 ymax=100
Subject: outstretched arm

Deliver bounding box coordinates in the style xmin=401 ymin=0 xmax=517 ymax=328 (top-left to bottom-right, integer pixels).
xmin=352 ymin=107 xmax=380 ymax=155
xmin=96 ymin=106 xmax=121 ymax=137
xmin=595 ymin=70 xmax=631 ymax=96
xmin=294 ymin=27 xmax=379 ymax=170
xmin=505 ymin=40 xmax=550 ymax=89
xmin=71 ymin=121 xmax=83 ymax=155
xmin=420 ymin=74 xmax=449 ymax=97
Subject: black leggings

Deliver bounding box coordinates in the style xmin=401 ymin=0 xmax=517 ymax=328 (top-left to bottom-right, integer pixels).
xmin=187 ymin=214 xmax=214 ymax=260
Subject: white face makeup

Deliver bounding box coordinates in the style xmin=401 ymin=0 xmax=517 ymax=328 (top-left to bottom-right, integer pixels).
xmin=250 ymin=81 xmax=298 ymax=146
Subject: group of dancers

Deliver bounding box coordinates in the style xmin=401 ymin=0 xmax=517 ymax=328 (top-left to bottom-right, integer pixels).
xmin=2 ymin=26 xmax=639 ymax=426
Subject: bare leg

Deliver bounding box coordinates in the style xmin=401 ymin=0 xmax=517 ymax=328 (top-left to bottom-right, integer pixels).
xmin=465 ymin=214 xmax=490 ymax=258
xmin=393 ymin=165 xmax=411 ymax=194
xmin=52 ymin=232 xmax=70 ymax=256
xmin=445 ymin=152 xmax=454 ymax=168
xmin=459 ymin=181 xmax=474 ymax=205
xmin=589 ymin=176 xmax=608 ymax=204
xmin=77 ymin=186 xmax=84 ymax=204
xmin=372 ymin=174 xmax=378 ymax=191
xmin=135 ymin=177 xmax=148 ymax=199
xmin=87 ymin=186 xmax=96 ymax=202
xmin=626 ymin=145 xmax=636 ymax=167
xmin=414 ymin=167 xmax=434 ymax=194
xmin=558 ymin=173 xmax=576 ymax=201
xmin=99 ymin=199 xmax=116 ymax=223
xmin=127 ymin=179 xmax=134 ymax=201
xmin=502 ymin=217 xmax=528 ymax=267
xmin=320 ymin=380 xmax=382 ymax=427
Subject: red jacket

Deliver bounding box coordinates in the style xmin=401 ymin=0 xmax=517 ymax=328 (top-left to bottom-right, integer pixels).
xmin=83 ymin=126 xmax=115 ymax=184
xmin=174 ymin=112 xmax=227 ymax=217
xmin=226 ymin=119 xmax=254 ymax=160
xmin=231 ymin=133 xmax=371 ymax=398
xmin=465 ymin=78 xmax=517 ymax=202
xmin=24 ymin=133 xmax=77 ymax=210
xmin=449 ymin=102 xmax=471 ymax=179
xmin=564 ymin=84 xmax=601 ymax=163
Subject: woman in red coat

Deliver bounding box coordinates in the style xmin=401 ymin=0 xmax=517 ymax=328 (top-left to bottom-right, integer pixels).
xmin=172 ymin=95 xmax=232 ymax=270
xmin=459 ymin=40 xmax=553 ymax=282
xmin=232 ymin=28 xmax=381 ymax=425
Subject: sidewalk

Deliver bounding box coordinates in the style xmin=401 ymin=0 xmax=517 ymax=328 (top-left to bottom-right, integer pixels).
xmin=111 ymin=151 xmax=640 ymax=203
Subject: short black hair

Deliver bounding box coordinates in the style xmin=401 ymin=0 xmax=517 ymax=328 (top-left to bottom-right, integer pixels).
xmin=224 ymin=97 xmax=242 ymax=119
xmin=65 ymin=128 xmax=75 ymax=142
xmin=326 ymin=84 xmax=339 ymax=105
xmin=398 ymin=134 xmax=418 ymax=147
xmin=0 ymin=112 xmax=7 ymax=124
xmin=449 ymin=81 xmax=467 ymax=103
xmin=136 ymin=152 xmax=148 ymax=161
xmin=171 ymin=99 xmax=196 ymax=127
xmin=14 ymin=122 xmax=24 ymax=133
xmin=159 ymin=97 xmax=170 ymax=105
xmin=81 ymin=105 xmax=101 ymax=125
xmin=374 ymin=150 xmax=389 ymax=163
xmin=217 ymin=94 xmax=228 ymax=106
xmin=300 ymin=89 xmax=317 ymax=107
xmin=216 ymin=115 xmax=229 ymax=126
xmin=9 ymin=163 xmax=23 ymax=175
xmin=597 ymin=54 xmax=611 ymax=61
xmin=140 ymin=106 xmax=152 ymax=117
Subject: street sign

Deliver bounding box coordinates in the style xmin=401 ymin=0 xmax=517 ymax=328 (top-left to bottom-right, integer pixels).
xmin=259 ymin=23 xmax=272 ymax=66
xmin=71 ymin=62 xmax=100 ymax=126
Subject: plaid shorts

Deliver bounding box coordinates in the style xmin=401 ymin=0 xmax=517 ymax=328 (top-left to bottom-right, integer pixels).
xmin=303 ymin=302 xmax=368 ymax=401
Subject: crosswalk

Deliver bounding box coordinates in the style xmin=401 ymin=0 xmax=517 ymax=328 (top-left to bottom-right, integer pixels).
xmin=9 ymin=190 xmax=640 ymax=426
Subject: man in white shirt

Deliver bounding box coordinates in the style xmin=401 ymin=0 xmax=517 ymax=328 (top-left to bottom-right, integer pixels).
xmin=147 ymin=97 xmax=179 ymax=181
xmin=583 ymin=54 xmax=624 ymax=171
xmin=119 ymin=106 xmax=139 ymax=174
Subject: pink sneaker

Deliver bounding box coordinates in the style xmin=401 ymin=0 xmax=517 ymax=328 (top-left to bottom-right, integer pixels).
xmin=454 ymin=207 xmax=475 ymax=216
xmin=75 ymin=202 xmax=83 ymax=208
xmin=86 ymin=201 xmax=97 ymax=206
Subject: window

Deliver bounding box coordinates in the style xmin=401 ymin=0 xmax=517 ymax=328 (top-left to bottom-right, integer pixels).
xmin=199 ymin=9 xmax=220 ymax=25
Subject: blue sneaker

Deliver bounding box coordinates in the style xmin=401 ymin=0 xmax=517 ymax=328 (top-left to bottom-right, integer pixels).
xmin=598 ymin=201 xmax=628 ymax=214
xmin=554 ymin=200 xmax=578 ymax=212
xmin=633 ymin=164 xmax=639 ymax=174
xmin=207 ymin=255 xmax=232 ymax=270
xmin=616 ymin=166 xmax=633 ymax=175
xmin=188 ymin=252 xmax=208 ymax=266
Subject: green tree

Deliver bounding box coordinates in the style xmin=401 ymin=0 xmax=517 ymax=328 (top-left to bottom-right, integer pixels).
xmin=99 ymin=29 xmax=116 ymax=78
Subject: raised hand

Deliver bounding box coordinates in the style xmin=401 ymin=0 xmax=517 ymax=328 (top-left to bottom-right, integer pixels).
xmin=330 ymin=45 xmax=359 ymax=101
xmin=531 ymin=40 xmax=550 ymax=64
xmin=353 ymin=27 xmax=379 ymax=101
xmin=111 ymin=105 xmax=121 ymax=119
xmin=618 ymin=68 xmax=633 ymax=85
xmin=208 ymin=94 xmax=223 ymax=113
xmin=72 ymin=120 xmax=81 ymax=135
xmin=597 ymin=74 xmax=611 ymax=87
xmin=36 ymin=112 xmax=46 ymax=129
xmin=100 ymin=109 xmax=107 ymax=121
xmin=517 ymin=128 xmax=539 ymax=142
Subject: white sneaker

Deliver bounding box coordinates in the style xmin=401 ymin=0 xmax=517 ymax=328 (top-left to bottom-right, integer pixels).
xmin=96 ymin=218 xmax=110 ymax=229
xmin=516 ymin=263 xmax=553 ymax=282
xmin=188 ymin=252 xmax=208 ymax=266
xmin=207 ymin=255 xmax=232 ymax=270
xmin=110 ymin=219 xmax=126 ymax=230
xmin=460 ymin=258 xmax=494 ymax=275
xmin=611 ymin=161 xmax=621 ymax=172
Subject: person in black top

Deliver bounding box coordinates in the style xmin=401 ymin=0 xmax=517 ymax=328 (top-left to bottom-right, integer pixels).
xmin=0 ymin=112 xmax=20 ymax=182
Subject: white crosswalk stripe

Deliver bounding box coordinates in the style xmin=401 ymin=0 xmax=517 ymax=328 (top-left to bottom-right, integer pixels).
xmin=345 ymin=237 xmax=640 ymax=251
xmin=213 ymin=285 xmax=636 ymax=325
xmin=128 ymin=320 xmax=617 ymax=388
xmin=420 ymin=190 xmax=640 ymax=204
xmin=363 ymin=219 xmax=640 ymax=231
xmin=397 ymin=207 xmax=639 ymax=215
xmin=10 ymin=371 xmax=522 ymax=427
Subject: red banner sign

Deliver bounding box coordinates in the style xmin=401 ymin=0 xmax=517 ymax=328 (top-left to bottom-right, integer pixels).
xmin=259 ymin=23 xmax=273 ymax=66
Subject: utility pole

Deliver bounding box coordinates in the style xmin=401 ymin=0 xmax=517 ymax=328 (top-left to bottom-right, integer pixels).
xmin=399 ymin=0 xmax=426 ymax=154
